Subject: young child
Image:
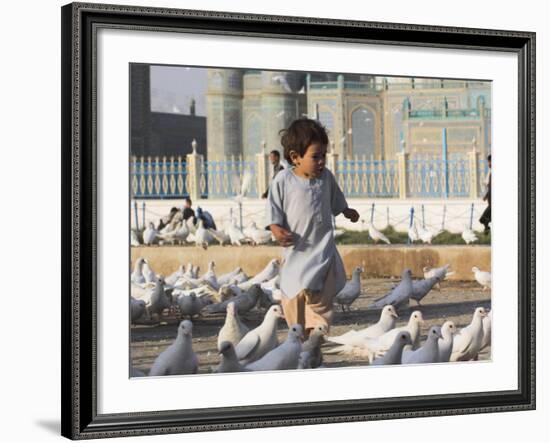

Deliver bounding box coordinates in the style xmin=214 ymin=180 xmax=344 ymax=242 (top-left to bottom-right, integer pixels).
xmin=265 ymin=119 xmax=359 ymax=336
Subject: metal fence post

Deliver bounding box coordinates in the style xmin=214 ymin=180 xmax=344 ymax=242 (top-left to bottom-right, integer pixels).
xmin=441 ymin=205 xmax=447 ymax=231
xmin=142 ymin=201 xmax=146 ymax=230
xmin=370 ymin=203 xmax=375 ymax=223
xmin=469 ymin=202 xmax=475 ymax=229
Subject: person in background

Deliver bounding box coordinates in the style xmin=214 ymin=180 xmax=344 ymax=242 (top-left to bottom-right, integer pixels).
xmin=479 ymin=154 xmax=491 ymax=233
xmin=196 ymin=206 xmax=217 ymax=230
xmin=181 ymin=197 xmax=195 ymax=224
xmin=261 ymin=150 xmax=285 ymax=199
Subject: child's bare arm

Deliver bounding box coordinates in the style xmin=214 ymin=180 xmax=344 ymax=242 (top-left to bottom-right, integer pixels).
xmin=342 ymin=207 xmax=360 ymax=223
xmin=269 ymin=224 xmax=294 ymax=246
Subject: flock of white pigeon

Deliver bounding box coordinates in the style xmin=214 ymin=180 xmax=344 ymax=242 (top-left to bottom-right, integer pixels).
xmin=131 ymin=208 xmax=485 ymax=248
xmin=132 ymin=216 xmax=274 ymax=248
xmin=130 ymin=255 xmax=492 ymax=377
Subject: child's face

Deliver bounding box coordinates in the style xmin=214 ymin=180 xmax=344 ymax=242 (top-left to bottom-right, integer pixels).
xmin=291 ymin=142 xmax=327 ymax=178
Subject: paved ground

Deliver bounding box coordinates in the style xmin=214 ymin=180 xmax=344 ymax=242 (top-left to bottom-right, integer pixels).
xmin=130 ymin=277 xmax=491 ymax=374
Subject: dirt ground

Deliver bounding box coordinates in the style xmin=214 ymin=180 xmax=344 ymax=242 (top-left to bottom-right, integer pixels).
xmin=130 ymin=278 xmax=491 ymax=374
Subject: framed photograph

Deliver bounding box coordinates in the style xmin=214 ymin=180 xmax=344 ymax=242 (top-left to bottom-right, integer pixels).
xmin=61 ymin=2 xmax=535 ymax=439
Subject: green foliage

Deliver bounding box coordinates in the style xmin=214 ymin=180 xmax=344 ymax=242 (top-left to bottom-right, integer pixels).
xmin=335 ymin=226 xmax=491 ymax=245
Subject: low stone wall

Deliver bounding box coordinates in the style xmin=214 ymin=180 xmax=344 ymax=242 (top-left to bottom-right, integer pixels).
xmin=131 ymin=245 xmax=491 ymax=281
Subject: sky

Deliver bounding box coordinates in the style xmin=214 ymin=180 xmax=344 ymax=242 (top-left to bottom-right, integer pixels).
xmin=150 ymin=65 xmax=208 ymax=116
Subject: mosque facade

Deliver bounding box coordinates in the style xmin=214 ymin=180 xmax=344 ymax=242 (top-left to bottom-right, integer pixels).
xmin=205 ymin=70 xmax=491 ymax=161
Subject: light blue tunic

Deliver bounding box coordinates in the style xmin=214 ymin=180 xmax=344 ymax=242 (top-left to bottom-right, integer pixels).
xmin=264 ymin=167 xmax=348 ymax=299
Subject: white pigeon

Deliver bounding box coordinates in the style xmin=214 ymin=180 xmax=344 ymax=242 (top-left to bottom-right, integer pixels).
xmin=131 ymin=257 xmax=147 ymax=285
xmin=478 ymin=310 xmax=492 ymax=356
xmin=271 ymin=74 xmax=293 ymax=93
xmin=158 ymin=220 xmax=190 ymax=245
xmin=215 ymin=341 xmax=248 ymax=373
xmin=207 ymin=228 xmax=231 ymax=246
xmin=226 ymin=219 xmax=249 ymax=246
xmin=438 ymin=320 xmax=457 ymax=362
xmin=249 ymin=223 xmax=273 ymax=245
xmin=367 ymin=222 xmax=391 ymax=244
xmin=334 ymin=266 xmax=363 ymax=312
xmin=143 ymin=222 xmax=159 ymax=245
xmin=142 ymin=259 xmax=156 ymax=283
xmin=238 ymin=259 xmax=280 ymax=290
xmin=417 ymin=225 xmax=442 ymax=244
xmin=217 ymin=301 xmax=250 ymax=349
xmin=217 ymin=267 xmax=243 ymax=286
xmin=450 ymin=307 xmax=488 ymax=361
xmin=402 ymin=326 xmax=443 ymax=364
xmin=200 ymin=261 xmax=219 ymax=290
xmin=462 ymin=226 xmax=478 ymax=244
xmin=130 ymin=229 xmax=141 ymax=247
xmin=235 ymin=305 xmax=284 ymax=365
xmin=165 ymin=264 xmax=186 ymax=286
xmin=360 ymin=311 xmax=424 ymax=362
xmin=472 ymin=267 xmax=491 ymax=290
xmin=327 ymin=305 xmax=398 ymax=347
xmin=148 ymin=320 xmax=198 ymax=376
xmin=194 ymin=218 xmax=213 ymax=249
xmin=327 ymin=311 xmax=424 ymax=362
xmin=245 ymin=324 xmax=303 ymax=371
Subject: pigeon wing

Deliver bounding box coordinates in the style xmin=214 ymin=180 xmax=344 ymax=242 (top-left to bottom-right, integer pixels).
xmin=235 ymin=333 xmax=260 ymax=361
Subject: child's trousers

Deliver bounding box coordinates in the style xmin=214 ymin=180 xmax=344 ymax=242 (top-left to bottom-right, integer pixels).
xmin=279 ymin=265 xmax=337 ymax=335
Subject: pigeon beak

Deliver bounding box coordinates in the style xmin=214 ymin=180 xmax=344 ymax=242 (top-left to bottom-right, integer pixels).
xmin=391 ymin=312 xmax=398 ymax=318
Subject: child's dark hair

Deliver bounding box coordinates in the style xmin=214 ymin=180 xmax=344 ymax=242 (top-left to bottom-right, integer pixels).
xmin=279 ymin=118 xmax=329 ymax=164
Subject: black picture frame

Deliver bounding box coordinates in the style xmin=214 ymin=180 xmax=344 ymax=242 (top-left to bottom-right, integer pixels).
xmin=61 ymin=2 xmax=536 ymax=439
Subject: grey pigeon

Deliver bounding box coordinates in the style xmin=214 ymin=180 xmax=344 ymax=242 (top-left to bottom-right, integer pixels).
xmin=438 ymin=320 xmax=457 ymax=362
xmin=148 ymin=277 xmax=172 ymax=320
xmin=176 ymin=292 xmax=212 ymax=319
xmin=402 ymin=326 xmax=443 ymax=364
xmin=298 ymin=325 xmax=327 ymax=369
xmin=130 ymin=297 xmax=147 ymax=323
xmin=235 ymin=305 xmax=284 ymax=365
xmin=423 ymin=264 xmax=455 ymax=290
xmin=204 ymin=284 xmax=262 ymax=315
xmin=130 ymin=367 xmax=147 ymax=377
xmin=215 ymin=341 xmax=249 ymax=373
xmin=217 ymin=301 xmax=250 ymax=349
xmin=409 ymin=276 xmax=440 ymax=306
xmin=368 ymin=269 xmax=413 ymax=310
xmin=334 ymin=266 xmax=363 ymax=312
xmin=371 ymin=331 xmax=412 ymax=365
xmin=327 ymin=305 xmax=398 ymax=347
xmin=246 ymin=324 xmax=304 ymax=371
xmin=148 ymin=320 xmax=198 ymax=376
xmin=450 ymin=307 xmax=488 ymax=361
